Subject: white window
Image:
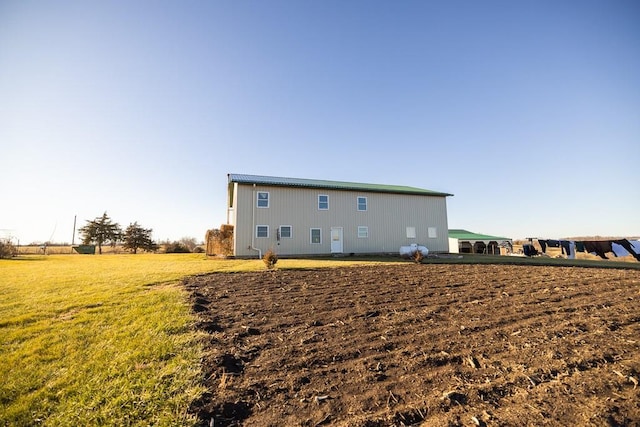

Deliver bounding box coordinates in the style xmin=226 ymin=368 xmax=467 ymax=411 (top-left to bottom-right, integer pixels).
xmin=357 ymin=196 xmax=367 ymax=211
xmin=279 ymin=225 xmax=292 ymax=239
xmin=256 ymin=225 xmax=269 ymax=238
xmin=406 ymin=227 xmax=416 ymax=239
xmin=257 ymin=191 xmax=269 ymax=208
xmin=318 ymin=195 xmax=329 ymax=210
xmin=357 ymin=226 xmax=369 ymax=238
xmin=310 ymin=228 xmax=322 ymax=244
xmin=428 ymin=227 xmax=437 ymax=238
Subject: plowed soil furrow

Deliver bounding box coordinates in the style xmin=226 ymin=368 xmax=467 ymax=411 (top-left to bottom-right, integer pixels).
xmin=185 ymin=264 xmax=640 ymax=427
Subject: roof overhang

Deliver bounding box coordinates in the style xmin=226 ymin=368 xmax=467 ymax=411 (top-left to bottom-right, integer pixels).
xmin=228 ymin=173 xmax=453 ymax=197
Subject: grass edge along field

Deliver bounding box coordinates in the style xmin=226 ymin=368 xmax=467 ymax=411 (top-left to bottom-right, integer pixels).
xmin=0 ymin=254 xmax=377 ymax=426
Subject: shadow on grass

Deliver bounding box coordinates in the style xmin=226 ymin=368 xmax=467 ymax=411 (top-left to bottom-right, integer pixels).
xmin=1 ymin=255 xmax=49 ymax=261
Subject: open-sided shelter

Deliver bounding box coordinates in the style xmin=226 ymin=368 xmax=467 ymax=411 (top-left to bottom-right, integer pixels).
xmin=448 ymin=229 xmax=513 ymax=254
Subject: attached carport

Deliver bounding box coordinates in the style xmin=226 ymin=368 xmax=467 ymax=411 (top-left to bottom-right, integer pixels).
xmin=448 ymin=229 xmax=512 ymax=255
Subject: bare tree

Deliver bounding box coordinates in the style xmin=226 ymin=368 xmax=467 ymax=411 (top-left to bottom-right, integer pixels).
xmin=179 ymin=237 xmax=198 ymax=252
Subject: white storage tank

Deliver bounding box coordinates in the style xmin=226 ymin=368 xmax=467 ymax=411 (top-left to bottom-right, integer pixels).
xmin=399 ymin=243 xmax=428 ymax=258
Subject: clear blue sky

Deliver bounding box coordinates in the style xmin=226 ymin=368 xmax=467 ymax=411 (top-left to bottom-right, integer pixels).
xmin=1 ymin=0 xmax=639 ymax=244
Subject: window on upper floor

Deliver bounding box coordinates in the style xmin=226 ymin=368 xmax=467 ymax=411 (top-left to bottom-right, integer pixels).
xmin=257 ymin=192 xmax=269 ymax=208
xmin=318 ymin=195 xmax=329 ymax=210
xmin=357 ymin=196 xmax=367 ymax=211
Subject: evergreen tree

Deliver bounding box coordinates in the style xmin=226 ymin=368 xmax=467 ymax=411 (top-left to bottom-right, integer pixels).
xmin=123 ymin=222 xmax=158 ymax=254
xmin=78 ymin=212 xmax=122 ymax=254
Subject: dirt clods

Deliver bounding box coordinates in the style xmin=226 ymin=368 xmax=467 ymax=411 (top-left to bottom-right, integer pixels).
xmin=185 ymin=264 xmax=640 ymax=426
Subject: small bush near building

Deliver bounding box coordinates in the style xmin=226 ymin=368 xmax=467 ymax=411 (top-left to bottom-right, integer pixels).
xmin=263 ymin=249 xmax=278 ymax=270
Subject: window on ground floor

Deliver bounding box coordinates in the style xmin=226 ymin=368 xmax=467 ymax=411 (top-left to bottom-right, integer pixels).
xmin=357 ymin=226 xmax=369 ymax=238
xmin=406 ymin=226 xmax=416 ymax=239
xmin=278 ymin=225 xmax=292 ymax=239
xmin=310 ymin=228 xmax=321 ymax=244
xmin=256 ymin=225 xmax=269 ymax=238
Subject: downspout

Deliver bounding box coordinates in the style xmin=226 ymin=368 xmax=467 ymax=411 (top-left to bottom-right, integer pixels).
xmin=250 ymin=184 xmax=262 ymax=259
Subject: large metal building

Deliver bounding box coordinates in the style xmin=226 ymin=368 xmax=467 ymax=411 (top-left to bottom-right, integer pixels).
xmin=226 ymin=173 xmax=453 ymax=257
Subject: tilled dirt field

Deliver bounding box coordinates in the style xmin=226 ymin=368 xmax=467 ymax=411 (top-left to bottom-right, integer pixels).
xmin=185 ymin=264 xmax=640 ymax=426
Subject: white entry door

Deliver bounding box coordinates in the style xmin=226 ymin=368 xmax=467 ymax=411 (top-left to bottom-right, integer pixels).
xmin=330 ymin=227 xmax=343 ymax=254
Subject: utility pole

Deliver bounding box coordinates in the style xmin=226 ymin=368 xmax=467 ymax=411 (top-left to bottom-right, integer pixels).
xmin=71 ymin=215 xmax=77 ymax=249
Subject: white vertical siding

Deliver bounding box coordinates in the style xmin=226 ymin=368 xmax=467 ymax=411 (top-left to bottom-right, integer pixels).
xmin=232 ymin=184 xmax=450 ymax=257
xmin=448 ymin=238 xmax=460 ymax=253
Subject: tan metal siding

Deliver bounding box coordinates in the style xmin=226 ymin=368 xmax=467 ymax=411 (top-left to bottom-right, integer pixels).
xmin=231 ymin=183 xmax=450 ymax=257
xmin=227 ymin=182 xmax=239 ymax=255
xmin=233 ymin=183 xmax=257 ymax=257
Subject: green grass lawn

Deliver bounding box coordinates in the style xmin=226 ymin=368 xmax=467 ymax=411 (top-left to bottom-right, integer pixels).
xmin=0 ymin=254 xmax=375 ymax=426
xmin=0 ymin=254 xmax=258 ymax=426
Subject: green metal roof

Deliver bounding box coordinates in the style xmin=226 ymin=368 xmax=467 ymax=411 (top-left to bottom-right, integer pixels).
xmin=448 ymin=229 xmax=511 ymax=241
xmin=229 ymin=174 xmax=453 ymax=197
